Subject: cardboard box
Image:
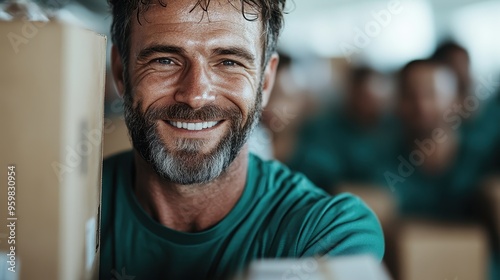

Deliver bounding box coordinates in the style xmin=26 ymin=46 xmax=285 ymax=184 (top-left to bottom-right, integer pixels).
xmin=0 ymin=20 xmax=106 ymax=280
xmin=103 ymin=117 xmax=131 ymax=158
xmin=395 ymin=220 xmax=489 ymax=280
xmin=242 ymin=255 xmax=391 ymax=280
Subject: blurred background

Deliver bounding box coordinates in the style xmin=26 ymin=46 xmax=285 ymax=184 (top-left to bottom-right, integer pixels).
xmin=3 ymin=0 xmax=499 ymax=279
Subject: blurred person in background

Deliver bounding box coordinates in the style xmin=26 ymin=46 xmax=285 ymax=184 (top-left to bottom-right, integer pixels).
xmin=386 ymin=59 xmax=500 ymax=279
xmin=287 ymin=66 xmax=395 ymax=191
xmin=431 ymin=42 xmax=500 ymax=173
xmin=387 ymin=59 xmax=494 ymax=219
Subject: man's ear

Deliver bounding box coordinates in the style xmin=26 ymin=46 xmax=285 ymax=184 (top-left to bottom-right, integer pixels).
xmin=111 ymin=45 xmax=125 ymax=97
xmin=261 ymin=53 xmax=280 ymax=108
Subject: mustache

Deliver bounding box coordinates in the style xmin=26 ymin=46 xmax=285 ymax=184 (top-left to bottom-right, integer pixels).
xmin=144 ymin=103 xmax=242 ymax=123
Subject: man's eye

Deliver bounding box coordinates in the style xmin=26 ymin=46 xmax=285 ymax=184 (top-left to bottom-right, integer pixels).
xmin=155 ymin=58 xmax=174 ymax=65
xmin=222 ymin=60 xmax=238 ymax=66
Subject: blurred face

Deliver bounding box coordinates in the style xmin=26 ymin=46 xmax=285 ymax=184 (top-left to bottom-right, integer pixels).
xmin=114 ymin=1 xmax=277 ymax=184
xmin=349 ymin=74 xmax=390 ymax=123
xmin=398 ymin=64 xmax=457 ymax=135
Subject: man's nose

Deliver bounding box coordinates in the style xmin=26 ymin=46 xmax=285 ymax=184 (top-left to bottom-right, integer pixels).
xmin=174 ymin=63 xmax=216 ymax=109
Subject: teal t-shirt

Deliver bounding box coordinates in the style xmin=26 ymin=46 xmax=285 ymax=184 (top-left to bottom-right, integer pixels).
xmin=99 ymin=151 xmax=384 ymax=280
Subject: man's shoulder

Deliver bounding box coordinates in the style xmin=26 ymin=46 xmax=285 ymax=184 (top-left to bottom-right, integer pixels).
xmin=297 ymin=191 xmax=385 ymax=260
xmin=249 ymin=154 xmax=374 ymax=221
xmin=249 ymin=154 xmax=384 ymax=260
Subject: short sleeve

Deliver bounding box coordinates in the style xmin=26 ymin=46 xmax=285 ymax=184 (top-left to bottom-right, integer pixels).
xmin=280 ymin=192 xmax=385 ymax=261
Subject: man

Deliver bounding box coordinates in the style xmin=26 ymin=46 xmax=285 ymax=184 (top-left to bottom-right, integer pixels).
xmin=386 ymin=59 xmax=493 ymax=218
xmin=393 ymin=59 xmax=500 ymax=280
xmin=100 ymin=1 xmax=384 ymax=279
xmin=432 ymin=42 xmax=500 ymax=174
xmin=288 ymin=67 xmax=395 ymax=191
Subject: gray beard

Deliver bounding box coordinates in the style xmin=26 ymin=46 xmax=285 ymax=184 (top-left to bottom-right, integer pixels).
xmin=146 ymin=124 xmax=235 ymax=185
xmin=123 ymin=89 xmax=262 ymax=185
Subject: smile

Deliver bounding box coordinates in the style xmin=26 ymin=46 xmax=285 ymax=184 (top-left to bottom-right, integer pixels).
xmin=167 ymin=121 xmax=220 ymax=131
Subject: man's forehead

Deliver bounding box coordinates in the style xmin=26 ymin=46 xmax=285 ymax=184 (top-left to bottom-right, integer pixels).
xmin=127 ymin=0 xmax=265 ymax=64
xmin=132 ymin=0 xmax=261 ymax=29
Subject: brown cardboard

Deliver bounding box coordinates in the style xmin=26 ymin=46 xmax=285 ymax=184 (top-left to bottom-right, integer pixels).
xmin=396 ymin=220 xmax=489 ymax=280
xmin=0 ymin=20 xmax=106 ymax=280
xmin=103 ymin=117 xmax=132 ymax=158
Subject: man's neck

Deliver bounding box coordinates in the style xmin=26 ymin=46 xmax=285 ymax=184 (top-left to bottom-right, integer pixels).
xmin=133 ymin=147 xmax=249 ymax=233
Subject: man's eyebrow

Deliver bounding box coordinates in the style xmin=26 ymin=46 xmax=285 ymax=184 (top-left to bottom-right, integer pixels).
xmin=137 ymin=45 xmax=186 ymax=61
xmin=212 ymin=47 xmax=256 ymax=63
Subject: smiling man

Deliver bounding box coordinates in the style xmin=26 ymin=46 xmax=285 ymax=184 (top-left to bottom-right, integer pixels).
xmin=100 ymin=0 xmax=384 ymax=279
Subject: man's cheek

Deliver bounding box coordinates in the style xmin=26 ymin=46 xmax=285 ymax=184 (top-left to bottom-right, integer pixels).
xmin=133 ymin=77 xmax=176 ymax=105
xmin=232 ymin=86 xmax=258 ymax=121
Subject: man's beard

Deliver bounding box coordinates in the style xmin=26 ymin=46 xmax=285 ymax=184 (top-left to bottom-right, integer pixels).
xmin=123 ymin=87 xmax=262 ymax=185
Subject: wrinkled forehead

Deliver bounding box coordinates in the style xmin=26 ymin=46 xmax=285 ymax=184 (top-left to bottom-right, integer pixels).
xmin=127 ymin=0 xmax=265 ymax=63
xmin=130 ymin=0 xmax=263 ymax=39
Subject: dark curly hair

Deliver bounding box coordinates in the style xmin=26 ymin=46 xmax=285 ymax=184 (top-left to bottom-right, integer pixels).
xmin=109 ymin=0 xmax=287 ymax=78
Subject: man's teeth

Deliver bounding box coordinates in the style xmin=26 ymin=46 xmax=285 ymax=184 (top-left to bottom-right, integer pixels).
xmin=169 ymin=121 xmax=219 ymax=131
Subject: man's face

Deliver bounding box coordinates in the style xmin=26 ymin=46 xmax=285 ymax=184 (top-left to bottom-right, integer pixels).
xmin=116 ymin=1 xmax=273 ymax=184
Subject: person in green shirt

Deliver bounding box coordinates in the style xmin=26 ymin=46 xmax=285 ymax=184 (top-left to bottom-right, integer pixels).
xmin=384 ymin=59 xmax=500 ymax=220
xmin=287 ymin=67 xmax=396 ymax=191
xmin=100 ymin=1 xmax=384 ymax=279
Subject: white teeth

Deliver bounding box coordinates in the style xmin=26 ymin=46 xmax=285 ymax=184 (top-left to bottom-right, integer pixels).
xmin=168 ymin=121 xmax=219 ymax=131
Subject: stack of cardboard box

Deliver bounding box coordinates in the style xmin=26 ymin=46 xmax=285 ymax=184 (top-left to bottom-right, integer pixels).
xmin=396 ymin=220 xmax=488 ymax=280
xmin=336 ymin=185 xmax=491 ymax=280
xmin=0 ymin=21 xmax=106 ymax=280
